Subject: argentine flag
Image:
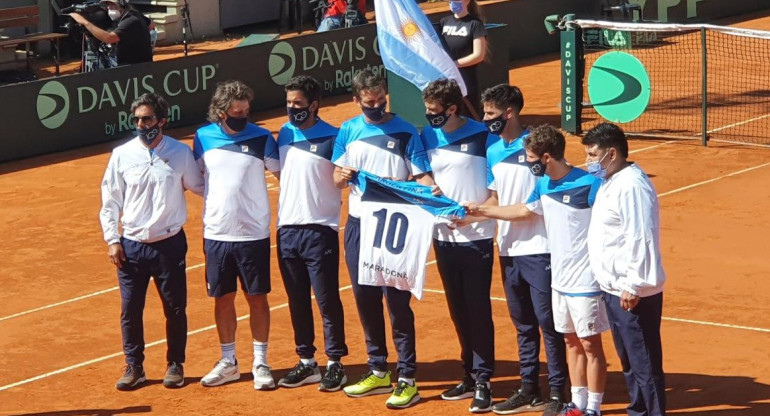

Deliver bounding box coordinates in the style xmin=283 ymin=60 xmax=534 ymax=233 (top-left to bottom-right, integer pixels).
xmin=374 ymin=0 xmax=467 ymax=95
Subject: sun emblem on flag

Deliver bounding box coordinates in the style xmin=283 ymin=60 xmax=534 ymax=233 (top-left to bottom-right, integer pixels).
xmin=400 ymin=18 xmax=422 ymax=44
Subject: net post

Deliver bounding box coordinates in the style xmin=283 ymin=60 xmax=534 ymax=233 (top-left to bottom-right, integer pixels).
xmin=701 ymin=26 xmax=708 ymax=146
xmin=560 ymin=23 xmax=583 ymax=135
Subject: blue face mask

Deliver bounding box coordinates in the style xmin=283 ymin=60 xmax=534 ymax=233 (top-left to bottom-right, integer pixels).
xmin=587 ymin=151 xmax=610 ymax=179
xmin=449 ymin=1 xmax=465 ymax=14
xmin=527 ymin=158 xmax=546 ymax=177
xmin=425 ymin=111 xmax=450 ymax=128
xmin=362 ymin=101 xmax=387 ymax=122
xmin=137 ymin=124 xmax=161 ymax=145
xmin=287 ymin=105 xmax=311 ymax=127
xmin=484 ymin=114 xmax=507 ymax=135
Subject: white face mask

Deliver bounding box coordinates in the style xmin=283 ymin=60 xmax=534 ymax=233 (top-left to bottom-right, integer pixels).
xmin=108 ymin=9 xmax=122 ymax=21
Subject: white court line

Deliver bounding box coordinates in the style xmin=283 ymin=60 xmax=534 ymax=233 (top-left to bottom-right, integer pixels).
xmin=422 ymin=288 xmax=770 ymax=334
xmin=0 ymin=286 xmax=351 ymax=392
xmin=707 ymin=113 xmax=770 ymax=134
xmin=657 ymin=161 xmax=770 ymax=198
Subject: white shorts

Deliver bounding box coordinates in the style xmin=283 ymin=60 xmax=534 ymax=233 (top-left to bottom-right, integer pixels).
xmin=552 ymin=291 xmax=610 ymax=338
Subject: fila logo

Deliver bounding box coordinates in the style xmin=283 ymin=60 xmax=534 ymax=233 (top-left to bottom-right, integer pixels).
xmin=387 ymin=141 xmax=395 ymax=149
xmin=442 ymin=26 xmax=468 ymax=36
xmin=310 ymin=144 xmax=318 ymax=152
xmin=562 ymin=195 xmax=571 ymax=204
xmin=241 ymin=145 xmax=249 ymax=153
xmin=518 ymin=155 xmax=525 ymax=163
xmin=460 ymin=144 xmax=468 ymax=152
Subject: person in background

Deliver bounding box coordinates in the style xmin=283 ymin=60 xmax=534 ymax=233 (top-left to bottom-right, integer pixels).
xmin=316 ymin=0 xmax=367 ymax=32
xmin=70 ymin=0 xmax=152 ymax=65
xmin=438 ymin=0 xmax=487 ymax=119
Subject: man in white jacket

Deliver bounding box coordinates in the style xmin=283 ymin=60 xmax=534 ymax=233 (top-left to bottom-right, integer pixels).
xmin=583 ymin=122 xmax=666 ymax=416
xmin=100 ymin=93 xmax=204 ymax=391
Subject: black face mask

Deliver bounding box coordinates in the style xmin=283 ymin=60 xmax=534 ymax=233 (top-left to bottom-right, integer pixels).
xmin=484 ymin=114 xmax=508 ymax=135
xmin=224 ymin=115 xmax=248 ymax=132
xmin=362 ymin=101 xmax=387 ymax=122
xmin=527 ymin=158 xmax=547 ymax=177
xmin=137 ymin=124 xmax=161 ymax=145
xmin=287 ymin=106 xmax=311 ymax=127
xmin=425 ymin=111 xmax=450 ymax=129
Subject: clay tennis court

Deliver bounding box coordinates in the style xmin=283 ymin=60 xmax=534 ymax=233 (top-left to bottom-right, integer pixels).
xmin=2 ymin=10 xmax=770 ymax=416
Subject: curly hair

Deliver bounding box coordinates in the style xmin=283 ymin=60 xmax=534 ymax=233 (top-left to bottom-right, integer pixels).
xmin=207 ymin=80 xmax=254 ymax=123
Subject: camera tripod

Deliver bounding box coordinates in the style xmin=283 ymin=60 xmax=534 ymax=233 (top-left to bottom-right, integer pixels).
xmin=180 ymin=0 xmax=194 ymax=56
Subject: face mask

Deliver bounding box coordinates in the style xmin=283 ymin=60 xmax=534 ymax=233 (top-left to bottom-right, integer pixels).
xmin=527 ymin=158 xmax=546 ymax=177
xmin=108 ymin=9 xmax=122 ymax=21
xmin=287 ymin=106 xmax=311 ymax=127
xmin=484 ymin=114 xmax=508 ymax=135
xmin=224 ymin=115 xmax=248 ymax=132
xmin=587 ymin=151 xmax=610 ymax=179
xmin=362 ymin=101 xmax=387 ymax=122
xmin=425 ymin=111 xmax=449 ymax=129
xmin=449 ymin=1 xmax=465 ymax=14
xmin=137 ymin=125 xmax=160 ymax=146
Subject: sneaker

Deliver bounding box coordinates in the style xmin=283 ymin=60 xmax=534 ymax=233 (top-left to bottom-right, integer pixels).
xmin=115 ymin=365 xmax=146 ymax=391
xmin=583 ymin=410 xmax=600 ymax=416
xmin=559 ymin=403 xmax=584 ymax=416
xmin=441 ymin=373 xmax=475 ymax=400
xmin=385 ymin=380 xmax=420 ymax=409
xmin=319 ymin=362 xmax=347 ymax=392
xmin=278 ymin=362 xmax=322 ymax=388
xmin=253 ymin=364 xmax=276 ymax=390
xmin=469 ymin=382 xmax=493 ymax=413
xmin=162 ymin=362 xmax=185 ymax=388
xmin=492 ymin=389 xmax=546 ymax=415
xmin=542 ymin=396 xmax=566 ymax=416
xmin=200 ymin=359 xmax=240 ymax=387
xmin=343 ymin=371 xmax=393 ymax=397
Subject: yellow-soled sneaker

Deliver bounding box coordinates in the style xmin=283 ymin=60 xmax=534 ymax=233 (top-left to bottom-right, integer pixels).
xmin=385 ymin=380 xmax=420 ymax=409
xmin=343 ymin=371 xmax=393 ymax=397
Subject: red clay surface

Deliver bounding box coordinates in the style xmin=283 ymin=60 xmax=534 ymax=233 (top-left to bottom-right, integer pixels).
xmin=2 ymin=9 xmax=770 ymax=416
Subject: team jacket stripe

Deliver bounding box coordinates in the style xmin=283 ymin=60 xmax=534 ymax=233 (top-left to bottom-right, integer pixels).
xmin=359 ymin=132 xmax=413 ymax=156
xmin=287 ymin=135 xmax=336 ymax=161
xmin=544 ymin=184 xmax=593 ymax=210
xmin=214 ymin=136 xmax=269 ymax=159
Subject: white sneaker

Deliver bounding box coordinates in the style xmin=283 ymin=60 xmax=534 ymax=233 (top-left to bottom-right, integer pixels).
xmin=253 ymin=364 xmax=275 ymax=390
xmin=200 ymin=359 xmax=240 ymax=387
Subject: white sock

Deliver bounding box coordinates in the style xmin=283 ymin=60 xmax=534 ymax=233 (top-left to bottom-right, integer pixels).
xmin=327 ymin=360 xmax=340 ymax=368
xmin=220 ymin=342 xmax=236 ymax=364
xmin=398 ymin=377 xmax=415 ymax=386
xmin=372 ymin=370 xmax=387 ymax=378
xmin=253 ymin=341 xmax=268 ymax=366
xmin=300 ymin=357 xmax=316 ymax=367
xmin=571 ymin=386 xmax=588 ymax=410
xmin=587 ymin=391 xmax=604 ymax=414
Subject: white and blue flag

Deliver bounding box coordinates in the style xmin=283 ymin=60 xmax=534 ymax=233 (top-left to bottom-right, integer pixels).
xmin=374 ymin=0 xmax=467 ymax=95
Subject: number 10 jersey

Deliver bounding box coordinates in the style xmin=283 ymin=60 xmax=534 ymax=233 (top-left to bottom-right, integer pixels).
xmin=354 ymin=171 xmax=466 ymax=299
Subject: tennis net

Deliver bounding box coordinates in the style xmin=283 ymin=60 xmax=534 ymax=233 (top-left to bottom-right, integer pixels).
xmin=566 ymin=19 xmax=770 ymax=146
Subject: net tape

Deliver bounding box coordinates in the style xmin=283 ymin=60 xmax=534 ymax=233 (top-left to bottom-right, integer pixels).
xmin=569 ymin=19 xmax=770 ymax=41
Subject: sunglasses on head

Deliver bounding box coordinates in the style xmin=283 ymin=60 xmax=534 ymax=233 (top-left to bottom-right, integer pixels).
xmin=130 ymin=115 xmax=159 ymax=124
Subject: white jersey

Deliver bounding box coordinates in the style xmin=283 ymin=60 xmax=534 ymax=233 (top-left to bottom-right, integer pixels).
xmin=193 ymin=123 xmax=280 ymax=241
xmin=356 ymin=171 xmax=466 ymax=299
xmin=587 ymin=164 xmax=666 ymax=298
xmin=421 ymin=118 xmax=496 ymax=242
xmin=277 ymin=119 xmax=341 ymax=230
xmin=486 ymin=132 xmax=549 ymax=256
xmin=332 ymin=114 xmax=431 ymax=218
xmin=100 ymin=136 xmax=204 ymax=244
xmin=526 ymin=167 xmax=602 ymax=294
